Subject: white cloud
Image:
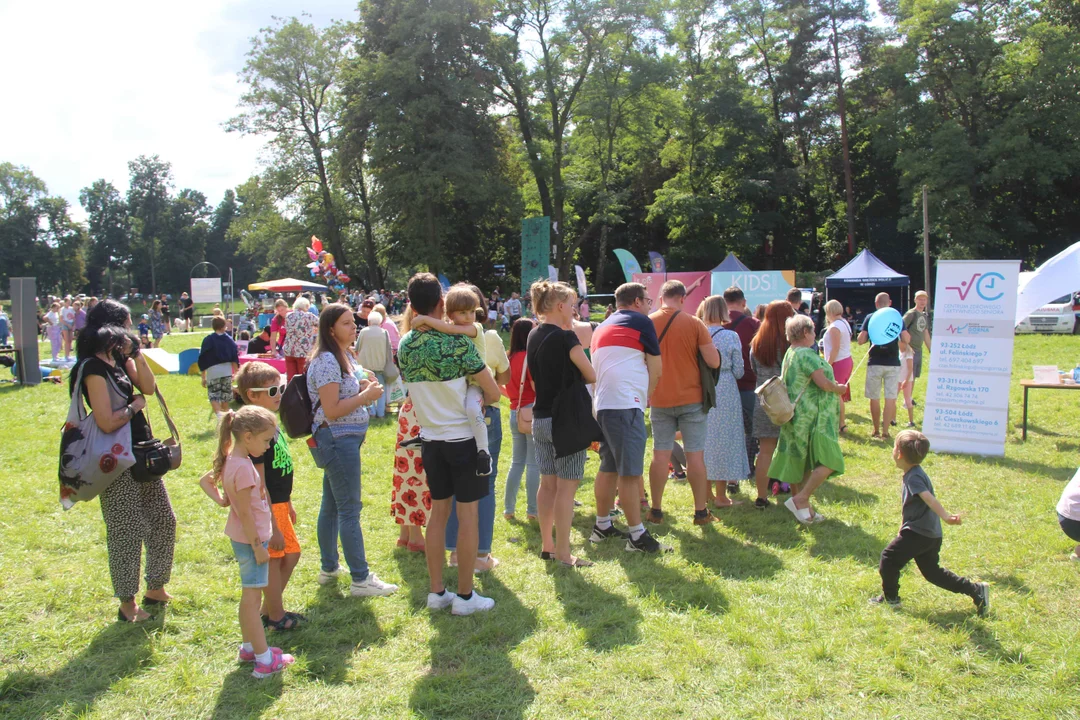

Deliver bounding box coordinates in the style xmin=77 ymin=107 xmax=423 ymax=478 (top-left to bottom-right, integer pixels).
xmin=0 ymin=0 xmax=345 ymax=220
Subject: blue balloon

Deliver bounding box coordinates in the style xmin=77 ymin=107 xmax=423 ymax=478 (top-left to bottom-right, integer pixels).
xmin=867 ymin=307 xmax=904 ymax=346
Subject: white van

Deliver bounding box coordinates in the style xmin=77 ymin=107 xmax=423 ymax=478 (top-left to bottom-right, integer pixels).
xmin=1015 ymin=293 xmax=1079 ymax=334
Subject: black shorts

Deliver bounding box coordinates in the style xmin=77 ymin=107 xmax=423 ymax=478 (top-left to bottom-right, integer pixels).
xmin=422 ymin=438 xmax=488 ymax=503
xmin=182 ymin=308 xmax=194 ymax=320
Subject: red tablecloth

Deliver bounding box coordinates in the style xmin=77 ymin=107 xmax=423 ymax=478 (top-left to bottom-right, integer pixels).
xmin=238 ymin=354 xmax=286 ymax=373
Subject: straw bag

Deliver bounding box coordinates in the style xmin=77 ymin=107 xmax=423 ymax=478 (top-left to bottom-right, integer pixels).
xmin=755 ymin=353 xmax=811 ymax=425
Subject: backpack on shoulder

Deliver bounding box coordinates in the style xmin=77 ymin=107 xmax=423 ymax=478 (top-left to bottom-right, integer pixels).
xmin=279 ymin=371 xmax=321 ymax=439
xmin=754 ymin=353 xmax=811 ymax=426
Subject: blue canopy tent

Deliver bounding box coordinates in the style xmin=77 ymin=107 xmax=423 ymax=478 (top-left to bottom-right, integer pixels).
xmin=712 ymin=252 xmax=751 ymax=273
xmin=825 ymin=249 xmax=910 ymax=318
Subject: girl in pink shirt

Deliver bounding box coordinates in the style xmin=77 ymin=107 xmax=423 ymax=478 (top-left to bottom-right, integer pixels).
xmin=200 ymin=406 xmax=295 ymax=679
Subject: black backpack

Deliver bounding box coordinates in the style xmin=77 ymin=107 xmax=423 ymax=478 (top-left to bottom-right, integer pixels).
xmin=279 ymin=371 xmax=321 ymax=439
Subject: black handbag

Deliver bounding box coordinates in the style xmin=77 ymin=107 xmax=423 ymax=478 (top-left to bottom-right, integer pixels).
xmin=132 ymin=386 xmax=182 ymax=482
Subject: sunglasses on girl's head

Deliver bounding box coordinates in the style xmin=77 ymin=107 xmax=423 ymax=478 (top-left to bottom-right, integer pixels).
xmin=249 ymin=383 xmax=287 ymax=397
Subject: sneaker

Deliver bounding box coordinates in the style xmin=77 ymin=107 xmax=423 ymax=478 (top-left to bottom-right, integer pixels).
xmin=476 ymin=450 xmax=493 ymax=476
xmin=427 ymin=590 xmax=458 ymax=610
xmin=754 ymin=498 xmax=770 ymax=510
xmin=252 ymin=647 xmax=295 ymax=679
xmin=589 ymin=523 xmax=629 ymax=543
xmin=669 ymin=470 xmax=687 ymax=480
xmin=451 ymin=592 xmax=495 ymax=616
xmin=973 ymin=582 xmax=990 ymax=616
xmin=237 ymin=645 xmax=256 ymax=663
xmin=626 ymin=530 xmax=672 ymax=553
xmin=693 ymin=511 xmax=719 ymax=526
xmin=727 ymin=482 xmax=740 ymax=494
xmin=317 ymin=567 xmax=345 ymax=585
xmin=350 ymin=572 xmax=399 ymax=597
xmin=645 ymin=508 xmax=664 ymax=524
xmin=868 ymin=594 xmax=901 ymax=608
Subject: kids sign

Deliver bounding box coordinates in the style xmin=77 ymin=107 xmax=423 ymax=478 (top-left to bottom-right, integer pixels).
xmin=923 ymin=260 xmax=1020 ymax=456
xmin=710 ymin=271 xmax=794 ymax=311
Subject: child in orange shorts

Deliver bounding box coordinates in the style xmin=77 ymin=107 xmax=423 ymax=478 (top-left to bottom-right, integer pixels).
xmin=236 ymin=361 xmax=304 ymax=630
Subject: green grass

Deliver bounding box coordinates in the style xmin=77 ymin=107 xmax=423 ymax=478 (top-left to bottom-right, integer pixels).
xmin=2 ymin=334 xmax=1079 ymax=719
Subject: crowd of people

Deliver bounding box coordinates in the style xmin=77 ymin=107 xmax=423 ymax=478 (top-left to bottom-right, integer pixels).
xmin=63 ymin=274 xmax=1003 ymax=681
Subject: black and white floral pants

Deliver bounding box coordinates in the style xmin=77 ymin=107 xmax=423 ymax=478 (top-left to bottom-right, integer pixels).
xmin=99 ymin=470 xmax=177 ymax=600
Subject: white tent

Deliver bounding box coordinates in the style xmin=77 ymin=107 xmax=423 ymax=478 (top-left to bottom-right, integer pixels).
xmin=1015 ymin=241 xmax=1080 ymax=324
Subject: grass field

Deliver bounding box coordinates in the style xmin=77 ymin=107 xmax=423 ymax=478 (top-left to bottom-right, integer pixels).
xmin=1 ymin=332 xmax=1079 ymax=719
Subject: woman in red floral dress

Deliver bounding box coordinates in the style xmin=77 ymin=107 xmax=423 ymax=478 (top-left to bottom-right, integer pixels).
xmin=392 ymin=396 xmax=429 ymax=551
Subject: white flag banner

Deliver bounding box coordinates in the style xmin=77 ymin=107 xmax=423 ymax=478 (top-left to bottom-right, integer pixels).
xmin=923 ymin=260 xmax=1019 ymax=456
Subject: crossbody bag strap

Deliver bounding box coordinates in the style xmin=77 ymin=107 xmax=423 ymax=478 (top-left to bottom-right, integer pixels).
xmin=710 ymin=327 xmax=723 ymax=370
xmin=151 ymin=386 xmax=181 ymax=444
xmin=657 ymin=310 xmax=680 ymax=344
xmin=517 ymin=353 xmax=529 ymax=406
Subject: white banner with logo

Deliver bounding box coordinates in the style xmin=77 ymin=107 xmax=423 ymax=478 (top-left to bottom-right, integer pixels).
xmin=923 ymin=260 xmax=1019 ymax=456
xmin=190 ymin=277 xmax=222 ymax=304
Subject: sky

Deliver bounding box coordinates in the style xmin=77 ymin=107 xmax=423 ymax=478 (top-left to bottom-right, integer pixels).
xmin=0 ymin=0 xmax=346 ymax=221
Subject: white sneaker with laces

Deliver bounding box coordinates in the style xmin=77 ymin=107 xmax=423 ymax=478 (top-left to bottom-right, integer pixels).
xmin=317 ymin=567 xmax=345 ymax=585
xmin=451 ymin=592 xmax=495 ymax=616
xmin=427 ymin=590 xmax=458 ymax=610
xmin=350 ymin=572 xmax=399 ymax=597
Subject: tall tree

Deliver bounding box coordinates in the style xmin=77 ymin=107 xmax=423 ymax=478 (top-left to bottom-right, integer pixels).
xmin=126 ymin=155 xmax=173 ymax=295
xmin=491 ymin=0 xmax=614 ymax=278
xmin=349 ymin=0 xmax=516 ymax=280
xmin=79 ymin=180 xmax=130 ymax=295
xmin=228 ymin=18 xmax=350 ymax=270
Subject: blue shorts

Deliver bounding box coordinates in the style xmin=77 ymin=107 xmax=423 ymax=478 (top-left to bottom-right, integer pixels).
xmin=231 ymin=540 xmax=270 ymax=588
xmin=597 ymin=408 xmax=647 ymax=477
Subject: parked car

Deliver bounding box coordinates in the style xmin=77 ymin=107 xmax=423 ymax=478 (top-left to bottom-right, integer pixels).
xmin=1016 ymin=293 xmax=1080 ymax=334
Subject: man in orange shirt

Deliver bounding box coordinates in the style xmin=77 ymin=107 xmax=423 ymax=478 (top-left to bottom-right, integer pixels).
xmin=648 ymin=280 xmax=721 ymax=525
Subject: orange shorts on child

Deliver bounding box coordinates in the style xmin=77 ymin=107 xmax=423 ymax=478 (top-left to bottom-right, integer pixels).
xmin=269 ymin=502 xmax=301 ymax=559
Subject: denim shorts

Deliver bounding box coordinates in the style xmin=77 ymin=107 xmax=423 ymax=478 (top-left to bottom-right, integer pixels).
xmin=231 ymin=539 xmax=270 ymax=588
xmin=650 ymin=404 xmax=708 ymax=453
xmin=597 ymin=408 xmax=647 ymax=477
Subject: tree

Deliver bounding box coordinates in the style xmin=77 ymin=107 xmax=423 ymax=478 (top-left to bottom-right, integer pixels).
xmin=0 ymin=163 xmax=86 ymax=294
xmin=227 ymin=176 xmax=310 ymax=281
xmin=126 ymin=155 xmax=173 ymax=295
xmin=349 ymin=0 xmax=518 ymax=282
xmin=228 ymin=17 xmax=351 ymax=270
xmin=491 ymin=0 xmax=615 ymax=279
xmin=79 ymin=180 xmax=130 ymax=295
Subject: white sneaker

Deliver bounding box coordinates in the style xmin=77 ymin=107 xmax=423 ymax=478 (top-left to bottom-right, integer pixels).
xmin=317 ymin=567 xmax=345 ymax=585
xmin=427 ymin=590 xmax=458 ymax=610
xmin=451 ymin=591 xmax=495 ymax=616
xmin=349 ymin=572 xmax=399 ymax=597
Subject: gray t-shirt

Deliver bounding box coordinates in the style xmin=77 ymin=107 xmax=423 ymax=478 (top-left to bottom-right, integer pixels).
xmin=903 ymin=309 xmax=929 ymax=351
xmin=901 ymin=465 xmax=941 ymax=538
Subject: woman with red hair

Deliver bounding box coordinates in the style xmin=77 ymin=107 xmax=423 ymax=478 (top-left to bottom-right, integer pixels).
xmin=749 ymin=300 xmax=796 ymax=509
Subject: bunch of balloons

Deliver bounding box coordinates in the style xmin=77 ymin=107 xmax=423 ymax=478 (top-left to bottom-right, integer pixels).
xmin=306 ymin=236 xmax=350 ymax=291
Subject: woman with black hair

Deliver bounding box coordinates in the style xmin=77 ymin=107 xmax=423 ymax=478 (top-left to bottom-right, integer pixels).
xmin=71 ymin=299 xmax=175 ymax=623
xmin=504 ymin=318 xmax=538 ymax=520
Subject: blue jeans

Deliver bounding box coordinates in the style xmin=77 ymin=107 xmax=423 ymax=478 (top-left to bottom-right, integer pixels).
xmin=505 ymin=406 xmax=539 ymax=516
xmin=446 ymin=405 xmax=501 ymax=555
xmin=369 ymin=371 xmax=387 ymax=418
xmin=310 ymin=427 xmax=369 ymax=581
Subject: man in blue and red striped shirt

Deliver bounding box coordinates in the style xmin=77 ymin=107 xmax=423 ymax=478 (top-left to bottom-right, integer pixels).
xmin=588 ymin=282 xmax=669 ymax=553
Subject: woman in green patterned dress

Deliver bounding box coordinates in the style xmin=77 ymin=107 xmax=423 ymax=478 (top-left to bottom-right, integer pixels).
xmin=769 ymin=314 xmax=849 ymax=523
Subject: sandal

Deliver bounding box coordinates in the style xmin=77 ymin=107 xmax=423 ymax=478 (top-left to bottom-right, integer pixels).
xmin=267 ymin=614 xmax=301 ymax=631
xmin=117 ymin=606 xmax=149 ymax=623
xmin=395 ymin=538 xmax=409 ymax=548
xmin=560 ymin=557 xmax=594 ymax=568
xmin=141 ymin=596 xmax=168 ymax=607
xmin=712 ymin=499 xmax=743 ymax=508
xmin=407 ymin=542 xmax=426 ymax=553
xmin=839 ymin=425 xmax=847 ymax=434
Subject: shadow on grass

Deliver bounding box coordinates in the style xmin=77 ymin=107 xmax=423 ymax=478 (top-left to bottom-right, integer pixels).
xmin=0 ymin=619 xmax=156 ymax=718
xmin=547 ymin=556 xmax=642 ymax=651
xmin=670 ymin=523 xmax=784 ymax=581
xmin=806 ymin=518 xmax=883 ymax=567
xmin=815 ymin=480 xmax=879 ymax=506
xmin=982 ymin=453 xmax=1076 ymax=481
xmin=208 ymin=666 xmax=283 ymax=719
xmin=408 ymin=575 xmax=537 ymax=720
xmin=616 ymin=533 xmax=729 ymax=614
xmin=920 ymin=610 xmax=1033 ymax=666
xmin=983 ymin=573 xmax=1033 ymax=597
xmin=297 ymin=581 xmax=397 ymax=684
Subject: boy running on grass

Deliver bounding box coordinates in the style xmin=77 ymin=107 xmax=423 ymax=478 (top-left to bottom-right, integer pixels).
xmin=871 ymin=430 xmax=990 ymax=615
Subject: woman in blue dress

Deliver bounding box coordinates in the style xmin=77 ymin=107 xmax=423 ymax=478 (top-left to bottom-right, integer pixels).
xmin=698 ymin=295 xmax=749 ymax=508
